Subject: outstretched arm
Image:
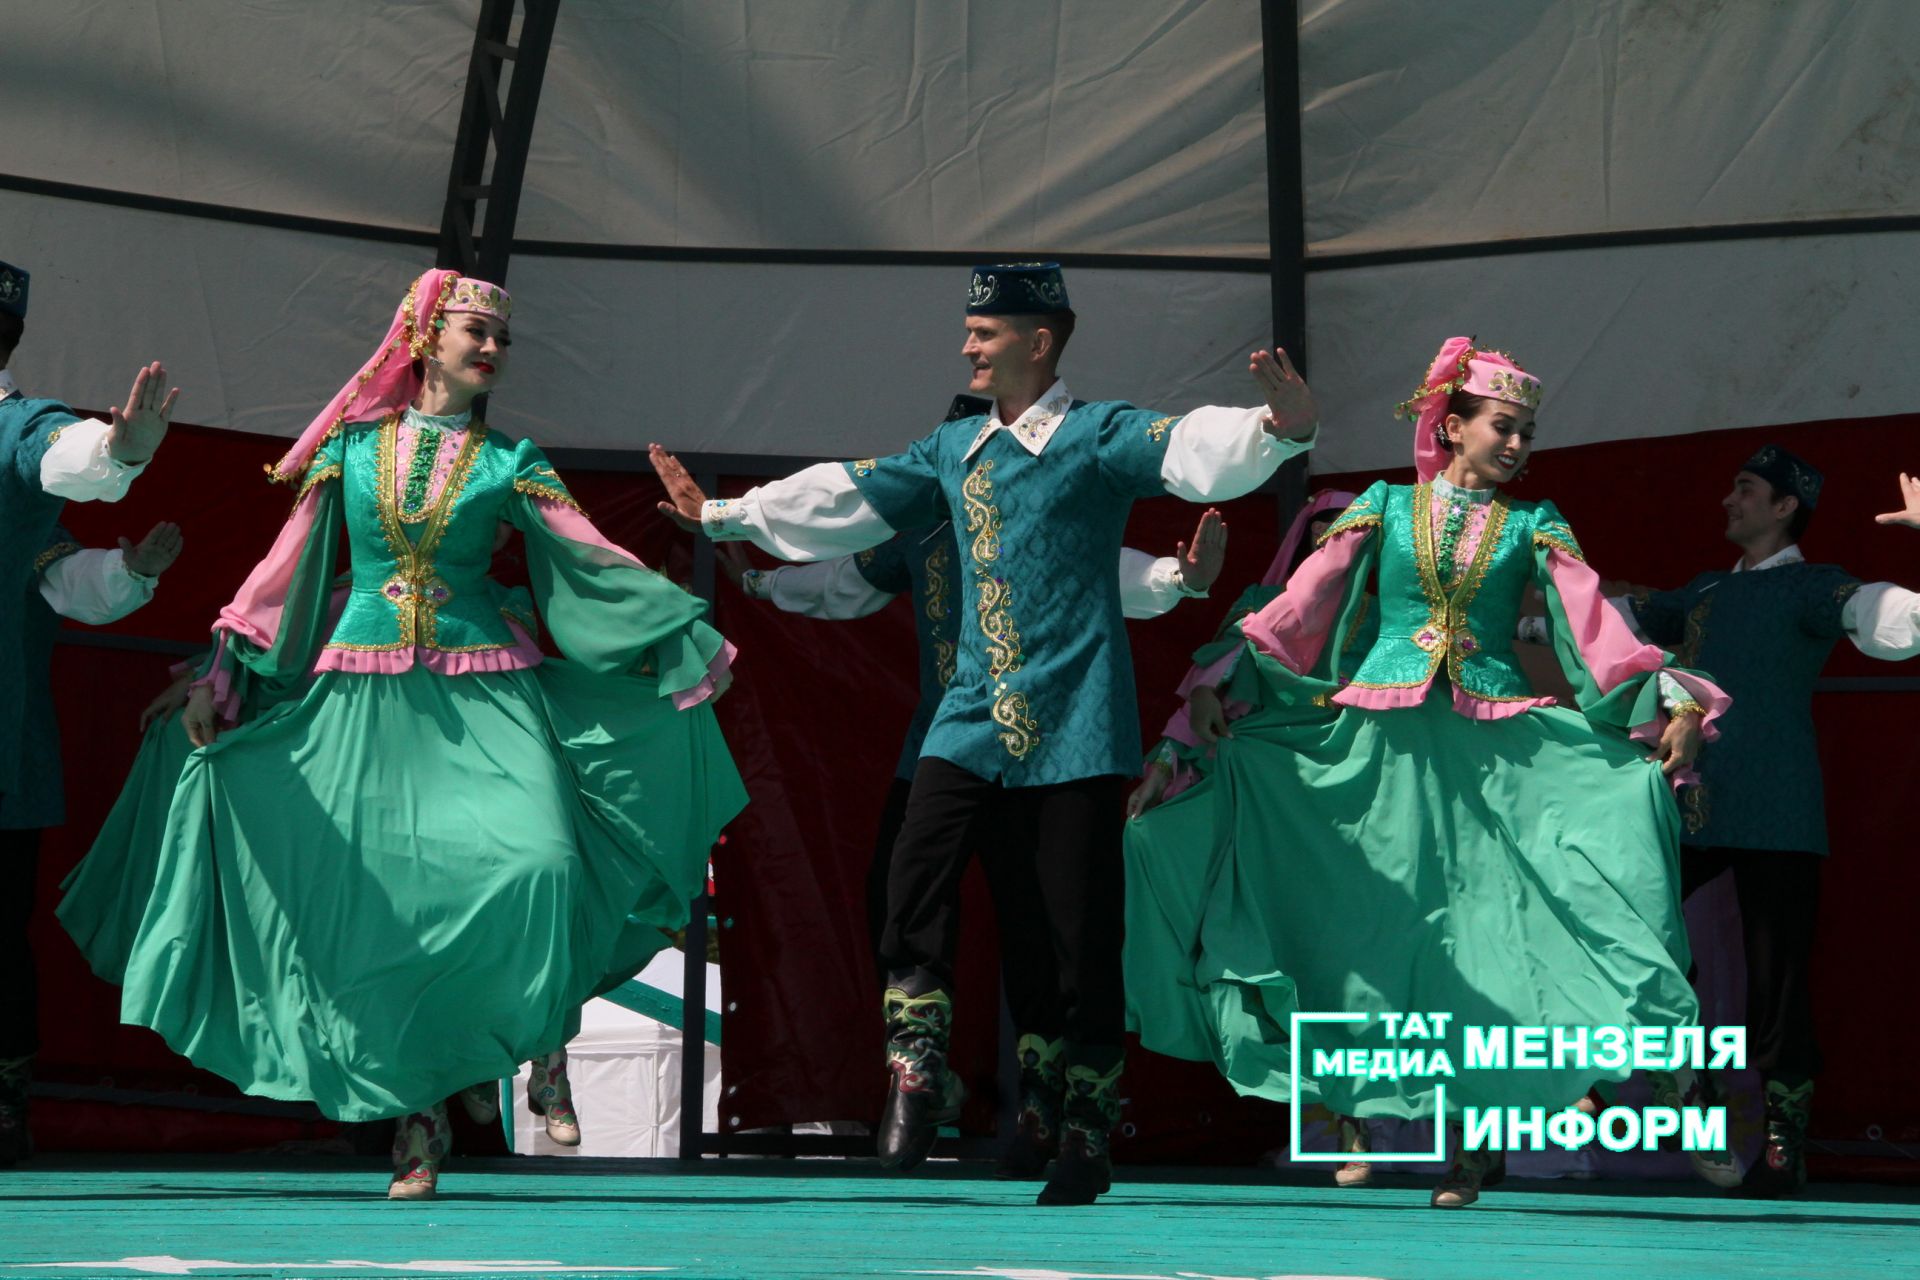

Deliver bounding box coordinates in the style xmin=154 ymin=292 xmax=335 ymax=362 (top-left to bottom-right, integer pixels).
xmin=37 ymin=363 xmax=181 ymax=502
xmin=650 ymin=442 xmax=915 ymax=562
xmin=1150 ymin=350 xmax=1316 ymax=504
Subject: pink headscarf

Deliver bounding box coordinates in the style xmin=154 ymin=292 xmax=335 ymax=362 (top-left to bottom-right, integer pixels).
xmin=268 ymin=268 xmax=512 ymax=483
xmin=1395 ymin=336 xmax=1543 ymax=481
xmin=1261 ymin=488 xmax=1357 ymax=586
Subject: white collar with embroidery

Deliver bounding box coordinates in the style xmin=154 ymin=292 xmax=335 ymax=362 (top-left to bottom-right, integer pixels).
xmin=1733 ymin=544 xmax=1804 ymax=573
xmin=962 ymin=380 xmax=1073 ymax=461
xmin=0 ymin=369 xmax=17 ymax=401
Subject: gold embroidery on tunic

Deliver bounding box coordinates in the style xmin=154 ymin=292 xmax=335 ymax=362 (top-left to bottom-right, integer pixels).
xmin=33 ymin=542 xmax=80 ymax=574
xmin=1682 ymin=782 xmax=1710 ymax=836
xmin=852 ymin=458 xmax=878 ymax=477
xmin=513 ymin=478 xmax=582 ymax=512
xmin=1679 ymin=596 xmax=1714 ymax=669
xmin=367 ymin=415 xmax=490 ymax=652
xmin=992 ymin=688 xmax=1040 ymax=758
xmin=963 ymin=460 xmax=1037 ymax=758
xmin=1533 ymin=515 xmax=1584 ymax=562
xmin=296 ymin=464 xmax=342 ymax=506
xmin=1317 ymin=495 xmax=1381 ymax=546
xmin=1145 ymin=416 xmax=1176 ymax=443
xmin=924 ymin=542 xmax=956 ymax=687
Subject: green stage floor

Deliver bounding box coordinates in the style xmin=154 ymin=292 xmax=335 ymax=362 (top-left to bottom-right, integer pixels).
xmin=1 ymin=1157 xmax=1915 ymax=1280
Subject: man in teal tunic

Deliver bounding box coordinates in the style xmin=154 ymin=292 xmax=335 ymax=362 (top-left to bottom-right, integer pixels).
xmin=1618 ymin=446 xmax=1920 ymax=1196
xmin=0 ymin=258 xmax=181 ymax=1165
xmin=717 ymin=411 xmax=1226 ymax=1178
xmin=652 ymin=262 xmax=1318 ymax=1203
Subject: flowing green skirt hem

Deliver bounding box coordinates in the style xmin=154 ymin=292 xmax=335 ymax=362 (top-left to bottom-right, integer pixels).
xmin=1124 ymin=693 xmax=1698 ymax=1122
xmin=112 ymin=662 xmax=744 ymax=1122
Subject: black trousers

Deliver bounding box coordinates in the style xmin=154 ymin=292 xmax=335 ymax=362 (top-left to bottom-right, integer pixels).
xmin=1681 ymin=845 xmax=1823 ymax=1084
xmin=0 ymin=829 xmax=41 ymax=1060
xmin=878 ymin=757 xmax=1126 ymax=1048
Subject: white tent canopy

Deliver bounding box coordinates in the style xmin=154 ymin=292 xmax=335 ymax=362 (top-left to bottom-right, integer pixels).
xmin=4 ymin=0 xmax=1915 ymax=470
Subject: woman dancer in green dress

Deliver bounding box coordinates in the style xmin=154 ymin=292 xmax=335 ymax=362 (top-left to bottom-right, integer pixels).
xmin=92 ymin=270 xmax=745 ymax=1198
xmin=1124 ymin=337 xmax=1729 ymax=1208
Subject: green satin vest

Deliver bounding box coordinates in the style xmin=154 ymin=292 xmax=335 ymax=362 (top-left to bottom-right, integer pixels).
xmin=1339 ymin=481 xmax=1562 ymax=704
xmin=314 ymin=416 xmax=548 ymax=657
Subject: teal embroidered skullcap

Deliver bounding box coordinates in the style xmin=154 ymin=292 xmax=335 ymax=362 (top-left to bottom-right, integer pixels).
xmin=967 ymin=262 xmax=1071 ymax=316
xmin=1742 ymin=444 xmax=1823 ymax=509
xmin=0 ymin=261 xmax=27 ymax=320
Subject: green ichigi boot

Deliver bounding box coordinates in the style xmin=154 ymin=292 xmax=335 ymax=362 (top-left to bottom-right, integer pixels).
xmin=877 ymin=987 xmax=964 ymax=1172
xmin=1743 ymin=1077 xmax=1813 ymax=1198
xmin=1037 ymin=1050 xmax=1122 ymax=1206
xmin=1647 ymin=1067 xmax=1741 ymax=1189
xmin=996 ymin=1033 xmax=1065 ymax=1180
xmin=0 ymin=1056 xmax=30 ymax=1168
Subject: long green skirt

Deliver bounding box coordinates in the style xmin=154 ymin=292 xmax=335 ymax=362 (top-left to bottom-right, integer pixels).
xmin=108 ymin=661 xmax=744 ymax=1122
xmin=1123 ymin=686 xmax=1698 ymax=1121
xmin=58 ymin=713 xmax=195 ymax=985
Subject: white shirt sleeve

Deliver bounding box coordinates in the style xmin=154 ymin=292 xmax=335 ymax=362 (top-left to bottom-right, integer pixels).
xmin=1160 ymin=406 xmax=1314 ymax=503
xmin=748 ymin=556 xmax=900 ymax=619
xmin=38 ymin=548 xmax=156 ymax=624
xmin=700 ymin=462 xmax=896 ymax=561
xmin=1844 ymin=581 xmax=1920 ymax=660
xmin=1119 ymin=549 xmax=1196 ymax=619
xmin=39 ymin=417 xmax=148 ymax=502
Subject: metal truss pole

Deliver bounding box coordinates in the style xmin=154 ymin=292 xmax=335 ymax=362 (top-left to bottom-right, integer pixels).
xmin=437 ymin=0 xmax=562 ymax=281
xmin=1260 ymin=0 xmax=1309 ymax=514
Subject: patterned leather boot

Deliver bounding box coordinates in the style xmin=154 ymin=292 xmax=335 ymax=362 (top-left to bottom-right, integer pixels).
xmin=996 ymin=1033 xmax=1065 ymax=1180
xmin=1742 ymin=1077 xmax=1812 ymax=1198
xmin=1333 ymin=1114 xmax=1373 ymax=1188
xmin=1648 ymin=1068 xmax=1740 ymax=1188
xmin=0 ymin=1056 xmax=30 ymax=1168
xmin=877 ymin=986 xmax=962 ymax=1172
xmin=528 ymin=1050 xmax=582 ymax=1146
xmin=457 ymin=1081 xmax=502 ymax=1125
xmin=1431 ymin=1136 xmax=1504 ymax=1209
xmin=1037 ymin=1050 xmax=1122 ymax=1206
xmin=388 ymin=1101 xmax=450 ymax=1200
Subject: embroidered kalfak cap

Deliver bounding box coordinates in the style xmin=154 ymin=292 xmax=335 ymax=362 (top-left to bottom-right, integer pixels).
xmin=1395 ymin=336 xmax=1544 ymax=482
xmin=967 ymin=262 xmax=1071 ymax=316
xmin=0 ymin=260 xmax=28 ymax=320
xmin=1742 ymin=444 xmax=1823 ymax=509
xmin=444 ymin=277 xmax=511 ymax=322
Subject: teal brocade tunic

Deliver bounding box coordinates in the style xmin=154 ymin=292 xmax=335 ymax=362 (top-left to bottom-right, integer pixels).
xmin=850 ymin=401 xmax=1191 ymax=786
xmin=1631 ymin=563 xmax=1862 ymax=854
xmin=853 ymin=524 xmax=961 ymax=780
xmin=0 ymin=393 xmax=81 ymax=817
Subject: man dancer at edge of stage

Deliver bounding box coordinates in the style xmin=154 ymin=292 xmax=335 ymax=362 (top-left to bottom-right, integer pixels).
xmin=708 ymin=446 xmax=1228 ymax=1179
xmin=0 ymin=257 xmax=181 ymax=1165
xmin=650 ymin=262 xmax=1319 ymax=1204
xmin=1575 ymin=449 xmax=1920 ymax=1197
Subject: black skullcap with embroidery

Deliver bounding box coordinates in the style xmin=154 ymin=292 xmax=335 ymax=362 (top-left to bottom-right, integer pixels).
xmin=1742 ymin=444 xmax=1823 ymax=509
xmin=966 ymin=262 xmax=1071 ymax=316
xmin=0 ymin=260 xmax=27 ymax=320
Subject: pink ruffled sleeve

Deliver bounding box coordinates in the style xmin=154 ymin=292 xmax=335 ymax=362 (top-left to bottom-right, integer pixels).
xmin=1239 ymin=528 xmax=1372 ymax=675
xmin=193 ymin=482 xmax=334 ymax=721
xmin=1543 ymin=547 xmax=1730 ymax=785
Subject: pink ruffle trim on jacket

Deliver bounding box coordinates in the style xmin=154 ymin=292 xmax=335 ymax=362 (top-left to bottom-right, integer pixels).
xmin=313 ymin=618 xmax=546 ymax=675
xmin=1329 ymin=681 xmax=1555 ymax=720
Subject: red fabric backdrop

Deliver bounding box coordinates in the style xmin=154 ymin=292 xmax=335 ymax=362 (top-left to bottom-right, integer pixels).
xmin=27 ymin=411 xmax=1919 ymax=1166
